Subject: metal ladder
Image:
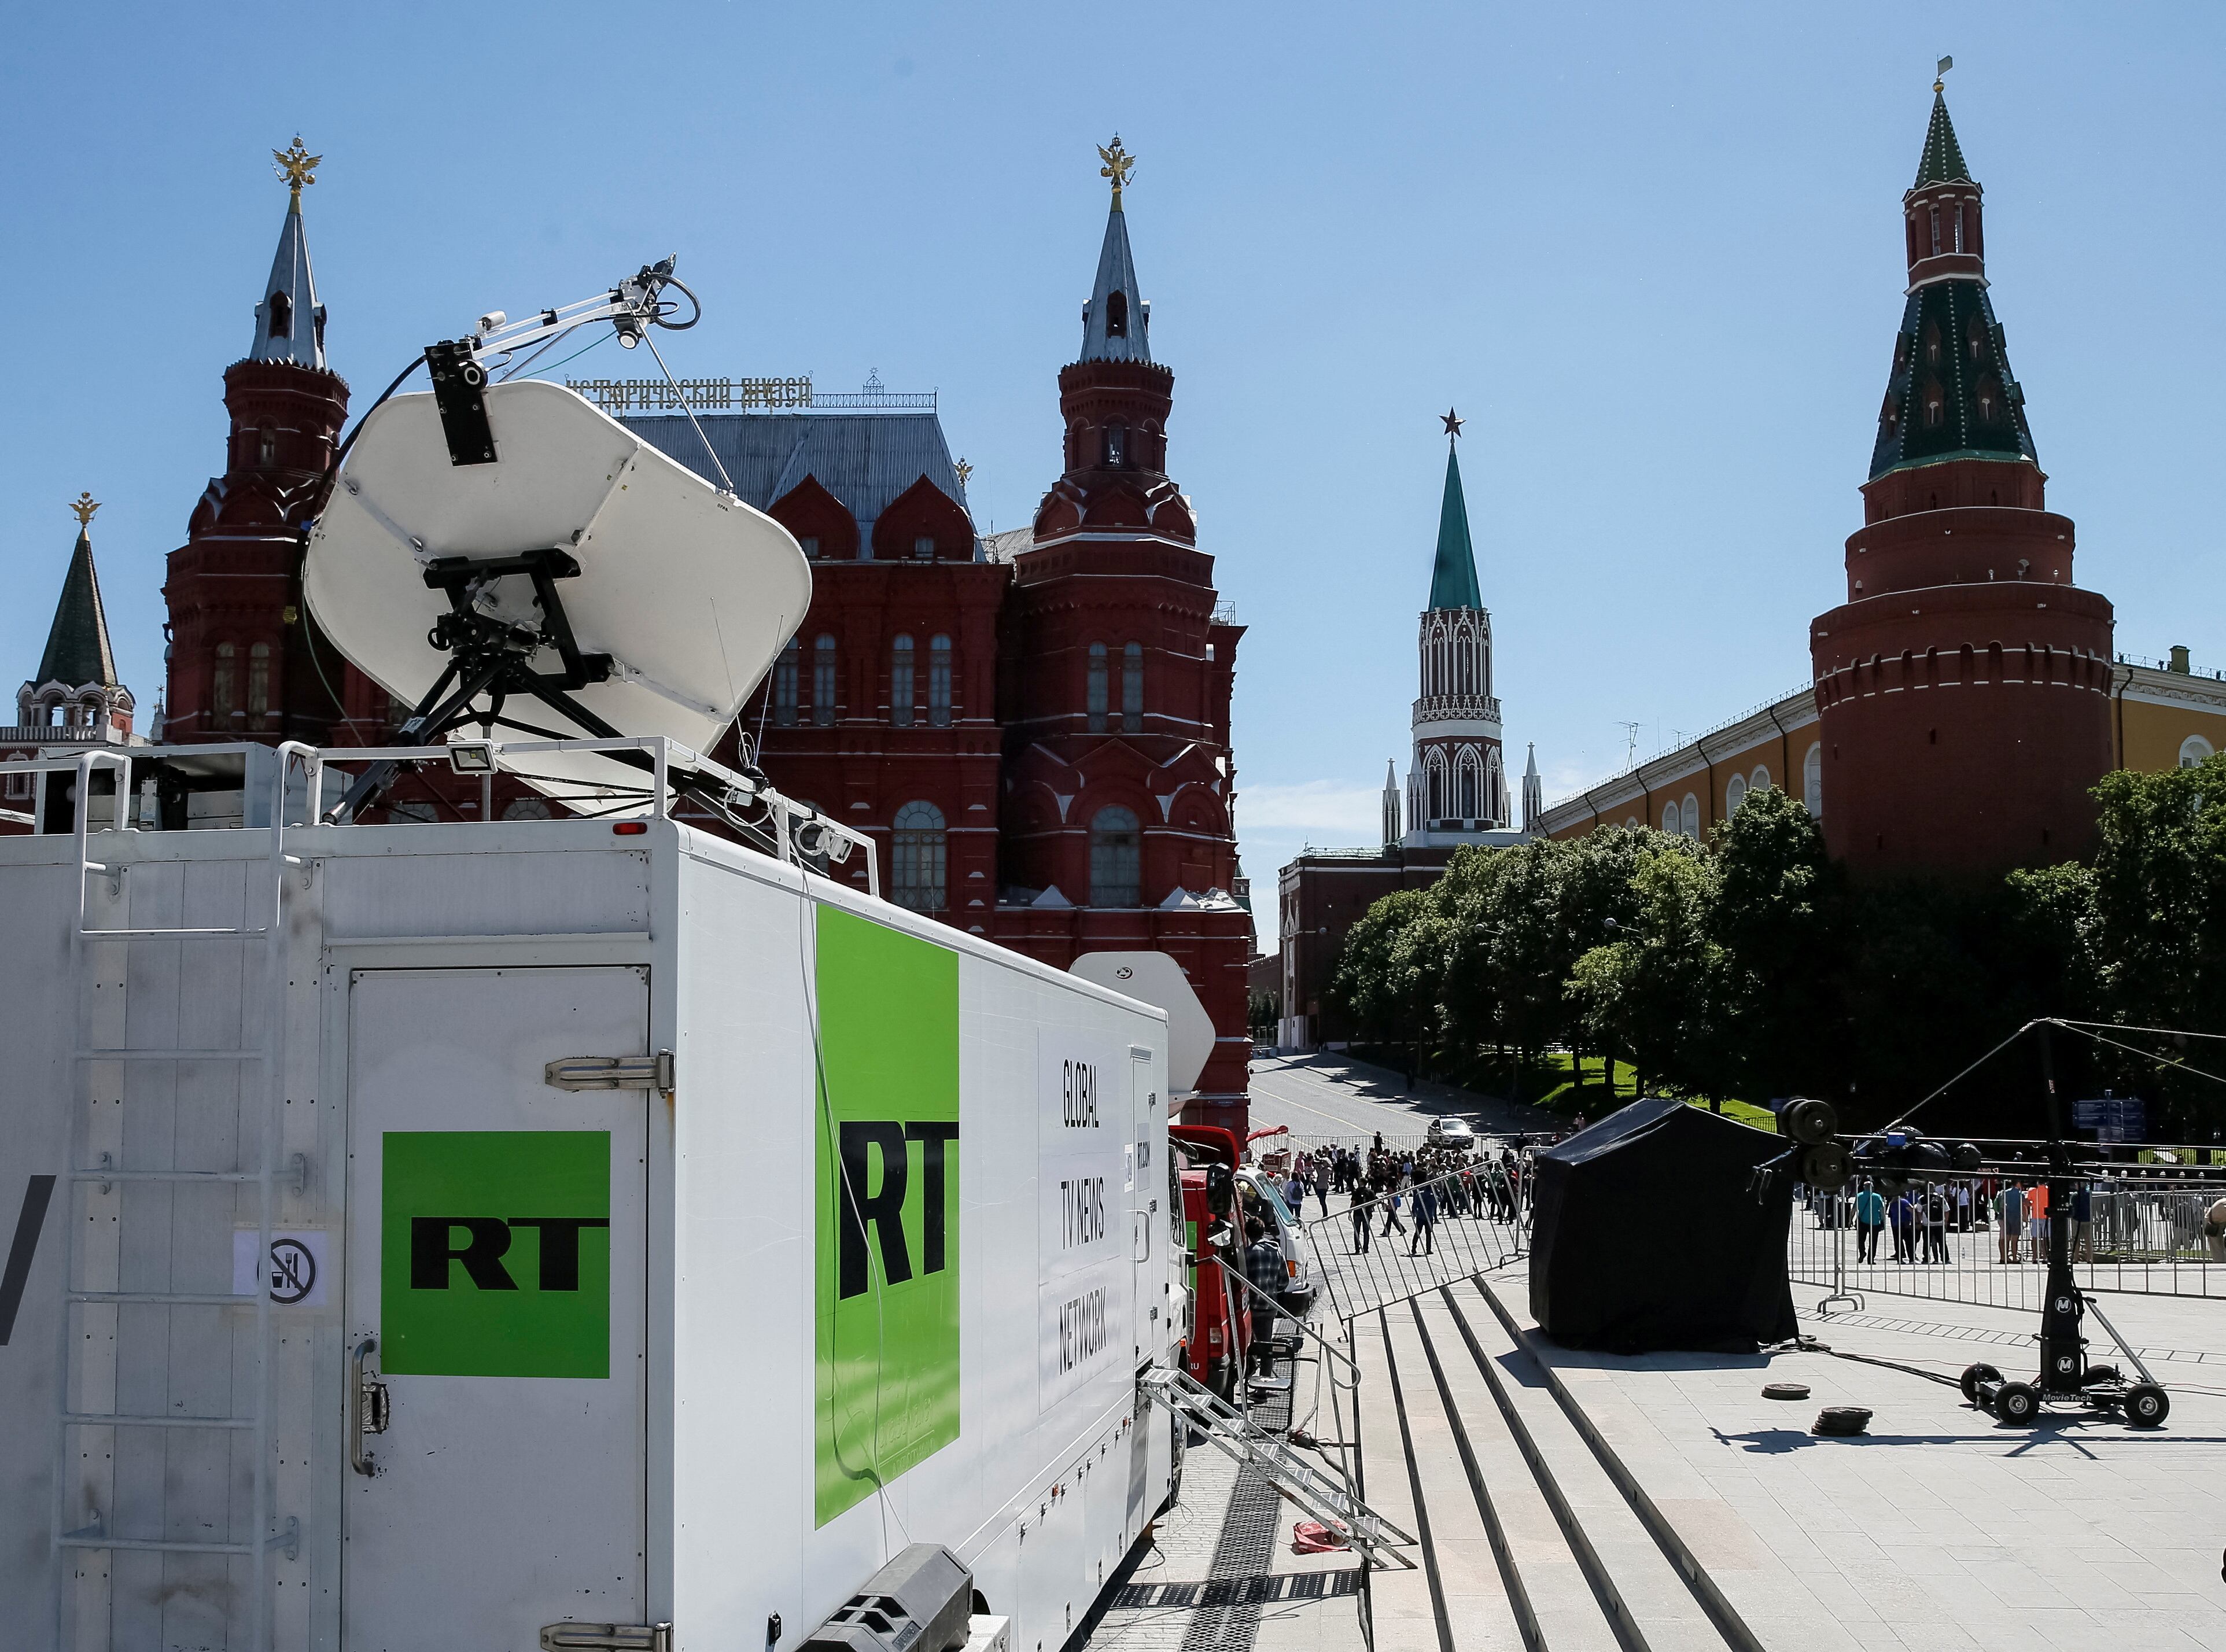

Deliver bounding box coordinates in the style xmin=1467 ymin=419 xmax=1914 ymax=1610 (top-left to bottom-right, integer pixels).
xmin=38 ymin=744 xmax=319 ymax=1650
xmin=1138 ymin=1365 xmax=1417 ymax=1567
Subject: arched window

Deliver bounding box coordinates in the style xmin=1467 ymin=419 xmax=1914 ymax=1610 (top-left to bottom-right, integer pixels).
xmin=1928 ymin=207 xmax=1941 ymax=257
xmin=1803 ymin=742 xmax=1823 ymax=818
xmin=1105 ymin=290 xmax=1128 ymax=338
xmin=247 ymin=642 xmax=271 ymax=718
xmin=1427 ymin=755 xmax=1445 ymax=821
xmin=928 ymin=635 xmax=952 ymax=727
xmin=912 ymin=535 xmax=935 ymax=560
xmin=1121 ymin=642 xmax=1143 ymax=730
xmin=1680 ymin=794 xmax=1701 ymax=838
xmin=212 ymin=644 xmax=237 ymax=721
xmin=1750 ymin=764 xmax=1770 ymax=792
xmin=889 ymin=635 xmax=915 ymax=727
xmin=892 ymin=801 xmax=947 ymax=912
xmin=1726 ymin=773 xmax=1748 ymax=815
xmin=773 ymin=640 xmax=799 ymax=725
xmin=812 ymin=635 xmax=837 ymax=727
xmin=1922 ymin=383 xmax=1944 ymax=427
xmin=267 ymin=290 xmax=292 ymax=342
xmin=1662 ymin=801 xmax=1678 ymax=833
xmin=258 ymin=426 xmax=278 ymax=467
xmin=1103 ymin=420 xmax=1127 ymax=469
xmin=1976 ymin=376 xmax=2000 ymax=423
xmin=1089 ymin=806 xmax=1141 ymax=907
xmin=1457 ymin=754 xmax=1478 ymax=820
xmin=799 ymin=536 xmax=821 ymax=560
xmin=1087 ymin=643 xmax=1109 ymax=732
xmin=2181 ymin=735 xmax=2215 ymax=769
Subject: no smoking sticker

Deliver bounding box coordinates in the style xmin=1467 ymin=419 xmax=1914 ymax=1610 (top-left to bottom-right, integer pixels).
xmin=232 ymin=1229 xmax=330 ymax=1307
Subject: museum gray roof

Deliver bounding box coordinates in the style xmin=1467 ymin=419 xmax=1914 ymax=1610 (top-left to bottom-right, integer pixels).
xmin=623 ymin=411 xmax=976 ymax=554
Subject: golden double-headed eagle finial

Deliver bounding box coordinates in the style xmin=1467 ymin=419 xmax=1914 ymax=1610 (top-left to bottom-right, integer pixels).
xmin=273 ymin=135 xmax=322 ymax=203
xmin=1097 ymin=135 xmax=1136 ymax=204
xmin=70 ymin=492 xmax=99 ymax=528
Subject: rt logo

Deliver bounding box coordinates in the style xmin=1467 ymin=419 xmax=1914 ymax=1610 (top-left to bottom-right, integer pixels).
xmin=409 ymin=1217 xmax=610 ymax=1290
xmin=836 ymin=1122 xmax=959 ymax=1301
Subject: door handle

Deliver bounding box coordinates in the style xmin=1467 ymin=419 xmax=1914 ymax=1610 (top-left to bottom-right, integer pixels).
xmin=351 ymin=1336 xmax=389 ymax=1476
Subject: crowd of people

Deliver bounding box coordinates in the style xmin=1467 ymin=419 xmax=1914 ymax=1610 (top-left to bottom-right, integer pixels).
xmin=1272 ymin=1134 xmax=1533 ymax=1260
xmin=1816 ymin=1178 xmax=2105 ymax=1265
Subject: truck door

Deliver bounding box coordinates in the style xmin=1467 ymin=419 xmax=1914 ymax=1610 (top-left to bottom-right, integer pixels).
xmin=341 ymin=967 xmax=650 ymax=1647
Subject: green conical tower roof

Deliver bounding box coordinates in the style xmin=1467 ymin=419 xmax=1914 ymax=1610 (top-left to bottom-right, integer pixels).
xmin=36 ymin=519 xmax=120 ymax=689
xmin=1870 ymin=87 xmax=2036 ymax=479
xmin=1912 ymin=86 xmax=1970 ymax=187
xmin=1427 ymin=443 xmax=1481 ymax=611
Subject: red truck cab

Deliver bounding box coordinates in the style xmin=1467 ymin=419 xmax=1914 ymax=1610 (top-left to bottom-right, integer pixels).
xmin=1170 ymin=1124 xmax=1249 ymax=1401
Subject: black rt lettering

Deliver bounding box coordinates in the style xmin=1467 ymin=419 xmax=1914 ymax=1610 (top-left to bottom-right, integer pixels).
xmin=410 ymin=1216 xmax=518 ymax=1290
xmin=905 ymin=1121 xmax=960 ymax=1276
xmin=505 ymin=1216 xmax=612 ymax=1290
xmin=839 ymin=1120 xmax=912 ymax=1300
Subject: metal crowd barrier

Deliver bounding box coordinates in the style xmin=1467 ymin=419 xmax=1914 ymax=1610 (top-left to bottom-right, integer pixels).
xmin=1789 ymin=1174 xmax=2226 ymax=1311
xmin=1304 ymin=1158 xmax=1532 ymax=1321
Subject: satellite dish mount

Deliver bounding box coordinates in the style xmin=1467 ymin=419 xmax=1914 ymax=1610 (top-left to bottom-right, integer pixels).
xmin=326 ymin=547 xmax=643 ymax=820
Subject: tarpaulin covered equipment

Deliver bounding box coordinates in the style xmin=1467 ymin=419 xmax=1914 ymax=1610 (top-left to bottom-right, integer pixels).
xmin=1529 ymin=1096 xmax=1797 ymax=1353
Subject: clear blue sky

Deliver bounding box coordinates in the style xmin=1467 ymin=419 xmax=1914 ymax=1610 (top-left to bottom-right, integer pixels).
xmin=6 ymin=4 xmax=2221 ymax=952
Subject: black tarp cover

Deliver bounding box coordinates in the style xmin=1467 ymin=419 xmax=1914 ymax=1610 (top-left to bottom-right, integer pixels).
xmin=1529 ymin=1096 xmax=1798 ymax=1353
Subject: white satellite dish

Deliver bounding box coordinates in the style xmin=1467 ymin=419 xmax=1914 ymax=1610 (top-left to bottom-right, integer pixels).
xmin=1068 ymin=950 xmax=1217 ymax=1094
xmin=305 ymin=377 xmax=809 ymax=813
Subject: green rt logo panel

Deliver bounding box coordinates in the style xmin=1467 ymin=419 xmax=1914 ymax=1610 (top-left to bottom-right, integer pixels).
xmin=382 ymin=1131 xmax=611 ymax=1378
xmin=815 ymin=906 xmax=961 ymax=1525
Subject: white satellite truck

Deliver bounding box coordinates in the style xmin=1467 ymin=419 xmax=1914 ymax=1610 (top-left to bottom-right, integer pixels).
xmin=0 ymin=268 xmax=1233 ymax=1652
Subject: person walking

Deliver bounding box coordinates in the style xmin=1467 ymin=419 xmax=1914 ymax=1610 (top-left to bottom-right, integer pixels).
xmin=1313 ymin=1161 xmax=1332 ymax=1219
xmin=2071 ymin=1183 xmax=2095 ymax=1263
xmin=1996 ymin=1181 xmax=2025 ymax=1263
xmin=1854 ymin=1180 xmax=1886 ymax=1264
xmin=1410 ymin=1180 xmax=1438 ymax=1256
xmin=1349 ymin=1186 xmax=1373 ymax=1253
xmin=1379 ymin=1185 xmax=1407 ymax=1240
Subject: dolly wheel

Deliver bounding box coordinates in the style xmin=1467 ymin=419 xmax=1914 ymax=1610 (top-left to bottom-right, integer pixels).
xmin=2124 ymin=1384 xmax=2169 ymax=1429
xmin=1995 ymin=1382 xmax=2040 ymax=1425
xmin=1960 ymin=1363 xmax=2000 ymax=1404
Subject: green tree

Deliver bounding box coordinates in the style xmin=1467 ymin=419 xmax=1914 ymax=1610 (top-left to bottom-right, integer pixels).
xmin=1567 ymin=836 xmax=1721 ymax=1097
xmin=1329 ymin=888 xmax=1446 ymax=1068
xmin=1708 ymin=786 xmax=1845 ymax=1102
xmin=2077 ymin=752 xmax=2226 ymax=1137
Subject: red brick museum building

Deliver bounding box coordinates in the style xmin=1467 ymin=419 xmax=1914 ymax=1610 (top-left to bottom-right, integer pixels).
xmin=150 ymin=146 xmax=1258 ymax=1130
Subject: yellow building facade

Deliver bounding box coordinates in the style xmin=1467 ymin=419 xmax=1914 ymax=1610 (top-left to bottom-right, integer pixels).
xmin=1538 ymin=653 xmax=2226 ymax=847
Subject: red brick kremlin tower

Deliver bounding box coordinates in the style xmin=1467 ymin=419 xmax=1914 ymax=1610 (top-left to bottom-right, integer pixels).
xmin=1810 ymin=81 xmax=2114 ymax=876
xmin=993 ymin=139 xmax=1252 ymax=1129
xmin=163 ymin=139 xmax=368 ymax=747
